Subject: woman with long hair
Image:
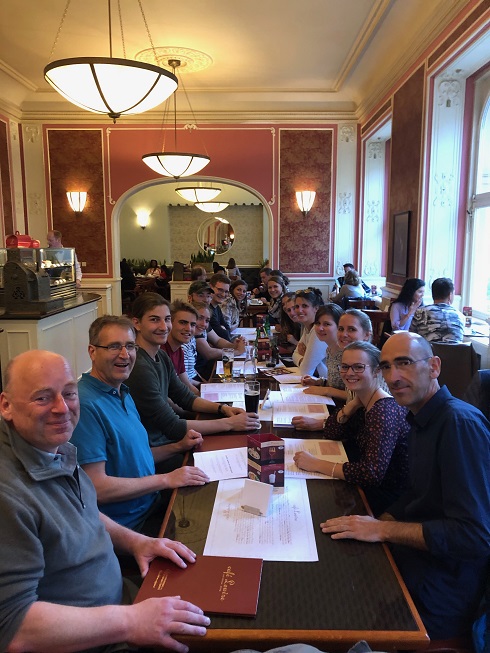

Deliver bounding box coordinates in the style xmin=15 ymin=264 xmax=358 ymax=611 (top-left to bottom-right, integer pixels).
xmin=292 ymin=288 xmax=326 ymax=376
xmin=276 ymin=292 xmax=301 ymax=348
xmin=267 ymin=275 xmax=287 ymax=325
xmin=333 ymin=269 xmax=365 ymax=306
xmin=294 ymin=341 xmax=409 ymax=516
xmin=145 ymin=259 xmax=161 ymax=277
xmin=221 ymin=279 xmax=248 ymax=331
xmin=390 ymin=278 xmax=425 ymax=330
xmin=225 ymin=257 xmax=241 ymax=280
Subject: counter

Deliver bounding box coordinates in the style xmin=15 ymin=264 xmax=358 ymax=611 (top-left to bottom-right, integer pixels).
xmin=0 ymin=292 xmax=100 ymax=387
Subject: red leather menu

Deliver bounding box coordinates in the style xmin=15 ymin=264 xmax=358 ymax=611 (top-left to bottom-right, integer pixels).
xmin=135 ymin=555 xmax=263 ymax=617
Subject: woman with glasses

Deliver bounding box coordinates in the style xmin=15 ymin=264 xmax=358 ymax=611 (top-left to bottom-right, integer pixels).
xmin=294 ymin=341 xmax=409 ymax=516
xmin=292 ymin=287 xmax=326 ymax=376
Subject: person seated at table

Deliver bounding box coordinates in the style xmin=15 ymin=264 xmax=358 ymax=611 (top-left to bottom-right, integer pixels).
xmin=188 ymin=279 xmax=214 ymax=306
xmin=212 ymin=261 xmax=226 ymax=274
xmin=390 ymin=277 xmax=425 ymax=330
xmin=410 ymin=277 xmax=465 ymax=343
xmin=267 ymin=275 xmax=287 ymax=325
xmin=126 ymin=294 xmax=260 ymax=456
xmin=332 ymin=269 xmax=365 ymax=306
xmin=0 ymin=349 xmax=210 ymax=653
xmin=209 ymin=272 xmax=234 ymax=341
xmin=226 ymin=256 xmax=241 ymax=280
xmin=252 ymin=266 xmax=273 ymax=302
xmin=270 ymin=268 xmax=290 ymax=288
xmin=191 ymin=265 xmax=208 ymax=281
xmin=120 ymin=258 xmax=136 ymax=292
xmin=301 ymin=304 xmax=347 ymax=400
xmin=163 ymin=300 xmax=200 ymax=394
xmin=276 ymin=291 xmax=301 ymax=349
xmin=322 ymin=333 xmax=490 ymax=641
xmin=292 ymin=287 xmax=326 ymax=377
xmin=333 ymin=262 xmax=370 ymax=294
xmin=145 ymin=259 xmax=161 ymax=277
xmin=70 ymin=314 xmax=209 ymax=534
xmin=294 ymin=341 xmax=410 ymax=516
xmin=222 ymin=278 xmax=248 ymax=332
xmin=191 ymin=302 xmax=247 ymax=381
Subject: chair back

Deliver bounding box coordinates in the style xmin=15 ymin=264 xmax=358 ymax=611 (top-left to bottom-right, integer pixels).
xmin=346 ymin=298 xmax=377 ymax=310
xmin=361 ymin=309 xmax=390 ymax=348
xmin=431 ymin=342 xmax=479 ymax=400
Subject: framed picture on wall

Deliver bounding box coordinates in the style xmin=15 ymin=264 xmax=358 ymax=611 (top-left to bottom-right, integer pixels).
xmin=392 ymin=211 xmax=410 ymax=276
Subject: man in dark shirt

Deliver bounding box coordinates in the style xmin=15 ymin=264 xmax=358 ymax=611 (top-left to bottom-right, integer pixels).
xmin=209 ymin=272 xmax=233 ymax=340
xmin=322 ymin=332 xmax=490 ymax=640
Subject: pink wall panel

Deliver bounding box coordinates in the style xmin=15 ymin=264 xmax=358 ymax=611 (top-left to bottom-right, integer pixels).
xmin=106 ymin=125 xmax=275 ymax=207
xmin=279 ymin=129 xmax=333 ymax=273
xmin=0 ymin=118 xmax=14 ymax=239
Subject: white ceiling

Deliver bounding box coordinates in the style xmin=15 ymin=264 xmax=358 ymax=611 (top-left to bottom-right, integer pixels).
xmin=0 ymin=0 xmax=469 ymax=122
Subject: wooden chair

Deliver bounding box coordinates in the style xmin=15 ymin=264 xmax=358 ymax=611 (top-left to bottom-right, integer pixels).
xmin=346 ymin=298 xmax=377 ymax=310
xmin=361 ymin=309 xmax=390 ymax=348
xmin=431 ymin=342 xmax=479 ymax=400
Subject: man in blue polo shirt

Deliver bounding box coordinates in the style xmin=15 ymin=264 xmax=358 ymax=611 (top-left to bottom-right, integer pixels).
xmin=71 ymin=315 xmax=208 ymax=534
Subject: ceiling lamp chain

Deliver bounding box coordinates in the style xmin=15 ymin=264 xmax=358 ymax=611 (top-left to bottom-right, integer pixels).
xmin=44 ymin=0 xmax=178 ymax=122
xmin=141 ymin=58 xmax=210 ymax=179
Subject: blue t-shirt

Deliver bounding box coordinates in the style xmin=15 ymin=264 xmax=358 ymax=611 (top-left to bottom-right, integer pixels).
xmin=71 ymin=373 xmax=158 ymax=528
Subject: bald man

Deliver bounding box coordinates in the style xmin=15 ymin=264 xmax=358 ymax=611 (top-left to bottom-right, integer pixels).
xmin=322 ymin=333 xmax=490 ymax=640
xmin=0 ymin=350 xmax=209 ymax=653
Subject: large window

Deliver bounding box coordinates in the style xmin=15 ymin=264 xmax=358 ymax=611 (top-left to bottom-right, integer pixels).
xmin=467 ymin=77 xmax=490 ymax=315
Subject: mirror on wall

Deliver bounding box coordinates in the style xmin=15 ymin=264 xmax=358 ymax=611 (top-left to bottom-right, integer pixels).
xmin=119 ymin=179 xmax=270 ymax=267
xmin=197 ymin=217 xmax=235 ymax=254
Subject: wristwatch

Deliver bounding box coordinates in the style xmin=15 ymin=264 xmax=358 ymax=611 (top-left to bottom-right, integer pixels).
xmin=217 ymin=403 xmax=226 ymax=415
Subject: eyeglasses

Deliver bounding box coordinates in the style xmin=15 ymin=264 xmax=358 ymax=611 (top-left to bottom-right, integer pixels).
xmin=93 ymin=343 xmax=139 ymax=353
xmin=338 ymin=363 xmax=372 ymax=373
xmin=214 ymin=288 xmax=229 ymax=296
xmin=378 ymin=356 xmax=432 ymax=372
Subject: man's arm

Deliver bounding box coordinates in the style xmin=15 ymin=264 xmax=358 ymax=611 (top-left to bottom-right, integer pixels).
xmin=7 ymin=596 xmax=208 ymax=653
xmin=82 ymin=461 xmax=208 ymax=502
xmin=185 ymin=399 xmax=261 ymax=433
xmin=320 ymin=514 xmax=427 ymax=550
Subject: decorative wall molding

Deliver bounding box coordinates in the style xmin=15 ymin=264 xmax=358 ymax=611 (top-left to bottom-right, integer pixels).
xmin=27 ymin=192 xmax=43 ymax=216
xmin=367 ymin=141 xmax=383 ymax=159
xmin=23 ymin=125 xmax=40 ymax=143
xmin=432 ymin=171 xmax=455 ymax=207
xmin=437 ymin=71 xmax=462 ymax=108
xmin=366 ymin=198 xmax=381 ymax=223
xmin=339 ymin=125 xmax=355 ymax=143
xmin=338 ymin=192 xmax=352 ymax=214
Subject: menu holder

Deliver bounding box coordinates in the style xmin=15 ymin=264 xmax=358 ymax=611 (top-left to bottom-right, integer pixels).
xmin=247 ymin=432 xmax=285 ymax=490
xmin=135 ymin=555 xmax=263 ymax=617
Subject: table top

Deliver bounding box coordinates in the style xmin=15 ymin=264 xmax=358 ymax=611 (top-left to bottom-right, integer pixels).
xmin=160 ymin=426 xmax=428 ymax=651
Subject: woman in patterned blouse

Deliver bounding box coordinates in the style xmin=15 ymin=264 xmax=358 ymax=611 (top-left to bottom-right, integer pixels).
xmin=294 ymin=341 xmax=409 ymax=516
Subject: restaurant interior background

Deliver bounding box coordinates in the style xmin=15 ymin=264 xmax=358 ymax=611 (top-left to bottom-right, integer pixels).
xmin=0 ymin=0 xmax=489 ymax=317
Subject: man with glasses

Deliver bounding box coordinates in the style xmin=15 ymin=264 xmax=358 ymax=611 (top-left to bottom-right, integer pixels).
xmin=322 ymin=332 xmax=490 ymax=641
xmin=70 ymin=315 xmax=209 ymax=535
xmin=209 ymin=272 xmax=234 ymax=340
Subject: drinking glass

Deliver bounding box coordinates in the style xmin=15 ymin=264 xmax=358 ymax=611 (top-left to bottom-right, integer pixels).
xmin=244 ymin=381 xmax=260 ymax=413
xmin=222 ymin=348 xmax=234 ymax=381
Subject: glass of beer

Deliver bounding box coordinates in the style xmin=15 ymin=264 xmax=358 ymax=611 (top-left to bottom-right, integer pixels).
xmin=244 ymin=381 xmax=260 ymax=413
xmin=222 ymin=348 xmax=234 ymax=381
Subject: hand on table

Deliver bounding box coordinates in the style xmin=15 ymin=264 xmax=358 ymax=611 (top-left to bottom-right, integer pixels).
xmin=227 ymin=412 xmax=261 ymax=431
xmin=131 ymin=536 xmax=198 ymax=577
xmin=127 ymin=596 xmax=209 ymax=652
xmin=178 ymin=429 xmax=203 ymax=452
xmin=302 ymin=375 xmax=322 ymax=386
xmin=293 ymin=450 xmax=319 ymax=472
xmin=291 ymin=415 xmax=324 ymax=431
xmin=163 ymin=466 xmax=209 ymax=489
xmin=320 ymin=515 xmax=382 ymax=541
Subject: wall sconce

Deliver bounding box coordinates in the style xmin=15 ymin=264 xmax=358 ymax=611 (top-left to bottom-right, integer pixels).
xmin=136 ymin=212 xmax=150 ymax=230
xmin=66 ymin=191 xmax=87 ymax=215
xmin=296 ymin=190 xmax=316 ymax=217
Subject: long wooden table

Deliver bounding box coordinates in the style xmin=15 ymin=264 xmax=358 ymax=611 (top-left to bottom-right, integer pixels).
xmin=159 ymin=420 xmax=428 ymax=652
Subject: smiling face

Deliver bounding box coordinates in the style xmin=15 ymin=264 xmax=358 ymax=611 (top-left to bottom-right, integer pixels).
xmin=210 ymin=281 xmax=230 ymax=305
xmin=189 ymin=290 xmax=213 ymax=305
xmin=133 ymin=304 xmax=172 ymax=355
xmin=339 ymin=348 xmax=377 ymax=394
xmin=170 ymin=310 xmax=197 ymax=345
xmin=89 ymin=325 xmax=137 ymax=388
xmin=282 ymin=297 xmax=298 ymax=322
xmin=0 ymin=351 xmax=79 ymax=453
xmin=268 ymin=280 xmax=283 ymax=299
xmin=380 ymin=333 xmax=440 ymax=413
xmin=295 ymin=297 xmax=317 ymax=326
xmin=315 ymin=313 xmax=339 ymax=346
xmin=233 ymin=284 xmax=247 ymax=302
xmin=337 ymin=314 xmax=371 ymax=349
xmin=195 ymin=307 xmax=211 ymax=336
